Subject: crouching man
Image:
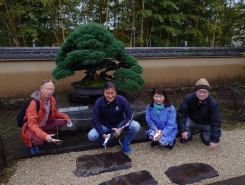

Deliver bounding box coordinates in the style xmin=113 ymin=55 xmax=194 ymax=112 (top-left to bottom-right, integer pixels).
xmin=177 ymin=78 xmax=222 ymax=149
xmin=21 ymin=79 xmax=72 ymax=154
xmin=87 ymin=81 xmax=141 ymax=153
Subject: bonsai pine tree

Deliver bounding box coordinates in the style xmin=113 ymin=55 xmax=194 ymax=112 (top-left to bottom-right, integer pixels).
xmin=52 ymin=23 xmax=145 ymax=91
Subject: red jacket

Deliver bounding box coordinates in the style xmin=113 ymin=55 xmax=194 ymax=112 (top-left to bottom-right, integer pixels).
xmin=21 ymin=95 xmax=69 ymax=147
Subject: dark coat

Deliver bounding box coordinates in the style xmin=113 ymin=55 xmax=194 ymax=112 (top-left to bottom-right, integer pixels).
xmin=177 ymin=93 xmax=221 ymax=143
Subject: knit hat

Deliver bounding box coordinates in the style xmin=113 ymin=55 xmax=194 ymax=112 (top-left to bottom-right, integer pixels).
xmin=195 ymin=78 xmax=211 ymax=91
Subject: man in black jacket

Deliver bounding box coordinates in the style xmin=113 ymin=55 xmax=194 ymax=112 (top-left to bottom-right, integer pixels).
xmin=177 ymin=78 xmax=221 ymax=149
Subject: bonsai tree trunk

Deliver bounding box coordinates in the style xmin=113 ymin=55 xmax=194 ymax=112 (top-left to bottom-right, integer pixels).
xmin=84 ymin=65 xmax=99 ymax=81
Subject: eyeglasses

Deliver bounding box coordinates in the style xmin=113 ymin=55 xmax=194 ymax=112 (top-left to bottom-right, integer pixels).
xmin=43 ymin=87 xmax=55 ymax=92
xmin=197 ymin=89 xmax=209 ymax=95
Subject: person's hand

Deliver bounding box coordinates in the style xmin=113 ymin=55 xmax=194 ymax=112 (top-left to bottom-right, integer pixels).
xmin=112 ymin=128 xmax=121 ymax=137
xmin=210 ymin=142 xmax=217 ymax=149
xmin=66 ymin=118 xmax=73 ymax=127
xmin=153 ymin=132 xmax=163 ymax=141
xmin=181 ymin=132 xmax=189 ymax=140
xmin=45 ymin=134 xmax=58 ymax=143
xmin=153 ymin=129 xmax=162 ymax=141
xmin=154 ymin=128 xmax=160 ymax=133
xmin=103 ymin=134 xmax=110 ymax=140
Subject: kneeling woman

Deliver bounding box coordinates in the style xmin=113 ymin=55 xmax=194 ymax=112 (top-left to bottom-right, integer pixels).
xmin=145 ymin=86 xmax=178 ymax=150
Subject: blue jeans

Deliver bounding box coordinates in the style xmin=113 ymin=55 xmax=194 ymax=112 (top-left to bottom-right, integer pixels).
xmin=87 ymin=120 xmax=141 ymax=144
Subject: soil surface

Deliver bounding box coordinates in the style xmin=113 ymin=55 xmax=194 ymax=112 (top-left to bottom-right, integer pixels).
xmin=0 ymin=87 xmax=245 ymax=183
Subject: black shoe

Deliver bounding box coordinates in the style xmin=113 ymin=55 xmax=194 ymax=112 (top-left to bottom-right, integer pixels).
xmin=179 ymin=136 xmax=192 ymax=144
xmin=166 ymin=139 xmax=175 ymax=150
xmin=151 ymin=141 xmax=159 ymax=147
xmin=199 ymin=133 xmax=210 ymax=146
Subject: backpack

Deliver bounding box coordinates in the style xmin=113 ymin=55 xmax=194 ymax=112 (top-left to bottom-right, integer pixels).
xmin=17 ymin=99 xmax=40 ymax=128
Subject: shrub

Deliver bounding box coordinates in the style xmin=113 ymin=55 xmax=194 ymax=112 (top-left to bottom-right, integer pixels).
xmin=52 ymin=23 xmax=145 ymax=91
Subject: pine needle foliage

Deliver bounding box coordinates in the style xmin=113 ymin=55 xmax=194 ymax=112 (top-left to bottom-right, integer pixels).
xmin=52 ymin=23 xmax=145 ymax=91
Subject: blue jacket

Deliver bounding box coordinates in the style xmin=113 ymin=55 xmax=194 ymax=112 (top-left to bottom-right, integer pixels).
xmin=92 ymin=95 xmax=133 ymax=136
xmin=145 ymin=104 xmax=178 ymax=145
xmin=177 ymin=93 xmax=221 ymax=143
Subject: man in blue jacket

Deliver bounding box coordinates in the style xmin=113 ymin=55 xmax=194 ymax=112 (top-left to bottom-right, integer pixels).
xmin=177 ymin=78 xmax=222 ymax=149
xmin=87 ymin=81 xmax=141 ymax=153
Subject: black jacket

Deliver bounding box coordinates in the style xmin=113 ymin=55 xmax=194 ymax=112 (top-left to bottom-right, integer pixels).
xmin=177 ymin=93 xmax=221 ymax=143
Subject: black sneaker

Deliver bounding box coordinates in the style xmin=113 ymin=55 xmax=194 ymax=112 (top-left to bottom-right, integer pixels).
xmin=199 ymin=133 xmax=210 ymax=146
xmin=151 ymin=141 xmax=159 ymax=147
xmin=179 ymin=136 xmax=192 ymax=144
xmin=166 ymin=139 xmax=175 ymax=150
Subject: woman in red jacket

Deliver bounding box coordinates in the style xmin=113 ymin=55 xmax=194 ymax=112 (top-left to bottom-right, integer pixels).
xmin=21 ymin=79 xmax=71 ymax=154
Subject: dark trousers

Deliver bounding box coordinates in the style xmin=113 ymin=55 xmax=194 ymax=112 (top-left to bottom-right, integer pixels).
xmin=185 ymin=118 xmax=222 ymax=141
xmin=31 ymin=119 xmax=66 ymax=146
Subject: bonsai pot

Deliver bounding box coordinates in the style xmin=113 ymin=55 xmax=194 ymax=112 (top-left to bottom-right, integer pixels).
xmin=71 ymin=82 xmax=103 ymax=97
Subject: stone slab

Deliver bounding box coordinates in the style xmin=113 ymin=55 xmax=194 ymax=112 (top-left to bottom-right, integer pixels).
xmin=165 ymin=163 xmax=219 ymax=185
xmin=58 ymin=106 xmax=147 ymax=133
xmin=99 ymin=170 xmax=158 ymax=185
xmin=18 ymin=126 xmax=148 ymax=159
xmin=208 ymin=175 xmax=245 ymax=185
xmin=74 ymin=151 xmax=132 ymax=177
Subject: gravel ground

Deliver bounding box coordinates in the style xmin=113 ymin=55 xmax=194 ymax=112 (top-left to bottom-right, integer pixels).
xmin=7 ymin=129 xmax=245 ymax=185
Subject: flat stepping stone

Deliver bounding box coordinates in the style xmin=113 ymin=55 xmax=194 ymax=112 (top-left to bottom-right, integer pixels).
xmin=99 ymin=170 xmax=158 ymax=185
xmin=165 ymin=163 xmax=219 ymax=184
xmin=74 ymin=151 xmax=132 ymax=177
xmin=208 ymin=175 xmax=245 ymax=185
xmin=62 ymin=106 xmax=147 ymax=132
